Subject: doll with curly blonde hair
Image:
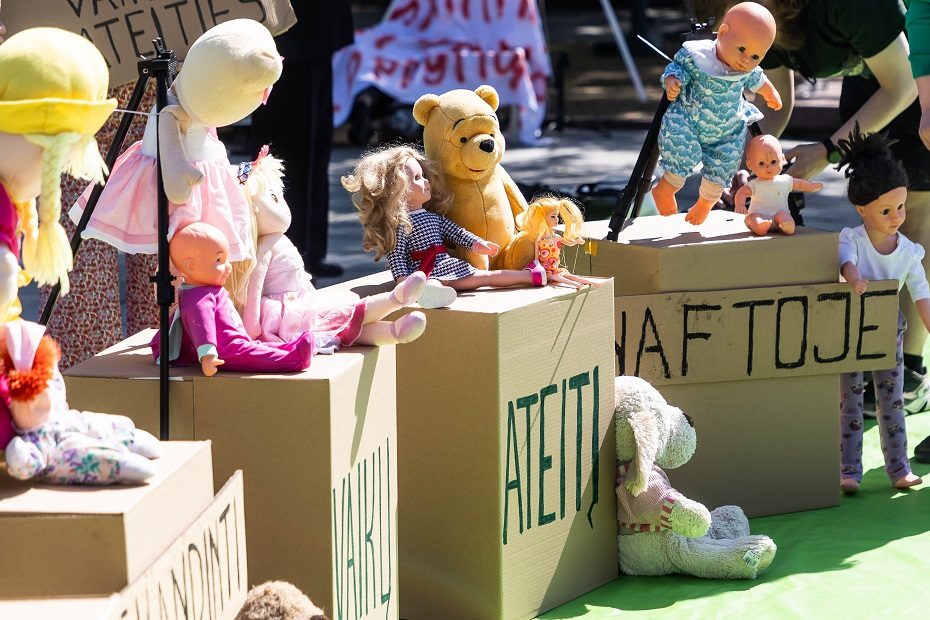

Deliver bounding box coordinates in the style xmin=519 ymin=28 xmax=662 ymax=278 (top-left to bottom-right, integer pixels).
xmin=521 ymin=196 xmax=601 ymax=289
xmin=343 ymin=146 xmax=546 ymax=305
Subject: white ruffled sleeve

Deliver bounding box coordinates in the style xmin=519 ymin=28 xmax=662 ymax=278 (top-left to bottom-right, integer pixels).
xmin=905 ymin=242 xmax=930 ymax=302
xmin=838 ymin=227 xmax=859 ymax=269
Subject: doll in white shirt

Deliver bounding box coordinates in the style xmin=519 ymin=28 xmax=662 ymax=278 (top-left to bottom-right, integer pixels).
xmin=837 ymin=125 xmax=927 ymax=494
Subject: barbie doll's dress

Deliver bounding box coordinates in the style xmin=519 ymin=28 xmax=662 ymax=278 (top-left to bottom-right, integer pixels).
xmin=537 ymin=235 xmax=565 ymax=276
xmin=69 ymin=105 xmax=253 ymax=263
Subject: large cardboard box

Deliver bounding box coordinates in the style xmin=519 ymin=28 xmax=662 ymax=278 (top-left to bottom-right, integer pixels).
xmin=0 ymin=471 xmax=248 ymax=620
xmin=65 ymin=337 xmax=398 ymax=620
xmin=337 ymin=273 xmax=618 ymax=620
xmin=567 ymin=214 xmax=899 ymax=517
xmin=0 ymin=441 xmax=213 ymax=598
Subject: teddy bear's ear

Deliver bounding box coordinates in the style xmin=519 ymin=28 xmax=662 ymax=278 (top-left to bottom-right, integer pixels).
xmin=413 ymin=94 xmax=441 ymax=127
xmin=475 ymin=85 xmax=500 ymax=111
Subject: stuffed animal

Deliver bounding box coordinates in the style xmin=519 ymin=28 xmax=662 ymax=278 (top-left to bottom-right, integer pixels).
xmin=234 ymin=581 xmax=328 ymax=620
xmin=614 ymin=375 xmax=776 ymax=579
xmin=71 ymin=18 xmax=282 ymax=264
xmin=235 ymin=147 xmax=430 ymax=347
xmin=1 ymin=320 xmax=161 ymax=485
xmin=413 ymin=85 xmax=536 ymax=272
xmin=0 ymin=27 xmax=116 ymax=308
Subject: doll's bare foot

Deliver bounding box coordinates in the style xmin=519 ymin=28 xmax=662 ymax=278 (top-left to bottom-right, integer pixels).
xmin=893 ymin=472 xmax=923 ymax=489
xmin=651 ymin=179 xmax=679 ymax=216
xmin=391 ymin=271 xmax=427 ymax=305
xmin=775 ymin=212 xmax=796 ymax=235
xmin=685 ymin=197 xmax=715 ymax=225
xmin=417 ymin=279 xmax=457 ymax=309
xmin=392 ymin=311 xmax=426 ymax=344
xmin=840 ymin=477 xmax=859 ymax=494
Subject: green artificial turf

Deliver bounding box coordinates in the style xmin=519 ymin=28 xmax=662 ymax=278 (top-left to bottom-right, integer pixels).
xmin=540 ymin=411 xmax=930 ymax=619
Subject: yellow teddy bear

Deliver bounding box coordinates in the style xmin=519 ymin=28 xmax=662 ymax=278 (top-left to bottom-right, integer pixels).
xmin=413 ymin=85 xmax=535 ymax=272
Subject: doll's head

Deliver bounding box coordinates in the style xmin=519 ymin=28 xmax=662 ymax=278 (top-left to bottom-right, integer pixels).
xmin=714 ymin=2 xmax=776 ymax=73
xmin=836 ymin=124 xmax=909 ymax=236
xmin=0 ymin=321 xmax=62 ymax=431
xmin=173 ymin=19 xmax=283 ymax=128
xmin=240 ymin=146 xmax=290 ymax=237
xmin=745 ymin=134 xmax=786 ymax=180
xmin=342 ymin=145 xmax=451 ymax=261
xmin=170 ymin=222 xmax=233 ymax=287
xmin=522 ymin=196 xmax=586 ymax=244
xmin=0 ymin=27 xmax=116 ymax=292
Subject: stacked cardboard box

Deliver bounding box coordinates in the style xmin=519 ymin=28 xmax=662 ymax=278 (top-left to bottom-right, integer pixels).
xmin=568 ymin=213 xmax=899 ymax=517
xmin=331 ymin=273 xmax=619 ymax=620
xmin=65 ymin=335 xmax=399 ymax=620
xmin=0 ymin=443 xmax=249 ymax=620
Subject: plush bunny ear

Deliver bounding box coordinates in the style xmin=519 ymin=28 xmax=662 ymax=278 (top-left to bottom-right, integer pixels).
xmin=474 ymin=85 xmax=499 ymax=111
xmin=413 ymin=94 xmax=441 ymax=126
xmin=616 ymin=377 xmax=660 ymax=497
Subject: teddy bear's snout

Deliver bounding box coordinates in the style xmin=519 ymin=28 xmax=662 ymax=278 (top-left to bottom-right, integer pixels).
xmin=479 ymin=138 xmax=496 ymax=153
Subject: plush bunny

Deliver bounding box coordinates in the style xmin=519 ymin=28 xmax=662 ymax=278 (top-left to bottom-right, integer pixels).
xmin=1 ymin=320 xmax=161 ymax=485
xmin=614 ymin=375 xmax=776 ymax=579
xmin=71 ymin=18 xmax=282 ymax=264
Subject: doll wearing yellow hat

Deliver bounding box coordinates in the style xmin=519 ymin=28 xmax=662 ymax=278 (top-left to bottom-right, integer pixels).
xmin=0 ymin=27 xmax=116 ymax=320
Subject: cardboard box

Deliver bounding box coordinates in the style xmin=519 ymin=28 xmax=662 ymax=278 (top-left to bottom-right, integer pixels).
xmin=0 ymin=471 xmax=248 ymax=620
xmin=566 ymin=214 xmax=899 ymax=517
xmin=65 ymin=336 xmax=399 ymax=620
xmin=337 ymin=272 xmax=619 ymax=620
xmin=0 ymin=441 xmax=213 ymax=598
xmin=567 ymin=213 xmax=840 ymax=294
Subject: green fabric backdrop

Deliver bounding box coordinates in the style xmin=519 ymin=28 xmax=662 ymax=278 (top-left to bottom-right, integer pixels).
xmin=541 ymin=411 xmax=930 ymax=618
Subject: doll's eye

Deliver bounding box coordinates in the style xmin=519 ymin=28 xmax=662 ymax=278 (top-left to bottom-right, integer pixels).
xmin=738 ymin=46 xmax=746 ymax=52
xmin=758 ymin=161 xmax=765 ymax=166
xmin=271 ymin=193 xmax=279 ymax=203
xmin=752 ymin=54 xmax=760 ymax=60
xmin=460 ymin=137 xmax=468 ymax=144
xmin=881 ymin=208 xmax=890 ymax=215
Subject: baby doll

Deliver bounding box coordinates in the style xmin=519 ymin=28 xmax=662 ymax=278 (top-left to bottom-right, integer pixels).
xmin=0 ymin=27 xmax=116 ymax=309
xmin=71 ymin=19 xmax=282 ymax=264
xmin=734 ymin=134 xmax=824 ymax=236
xmin=2 ymin=320 xmax=161 ymax=485
xmin=651 ymin=2 xmax=782 ymax=226
xmin=236 ymin=146 xmax=431 ymax=347
xmin=521 ymin=196 xmax=601 ymax=289
xmin=153 ymin=223 xmax=316 ymax=375
xmin=343 ymin=146 xmax=546 ymax=298
xmin=836 ymin=124 xmax=926 ymax=494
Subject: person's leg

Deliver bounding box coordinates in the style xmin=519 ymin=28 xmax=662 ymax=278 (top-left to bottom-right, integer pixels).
xmin=304 ymin=57 xmax=340 ymax=275
xmin=899 ymin=191 xmax=930 ymax=369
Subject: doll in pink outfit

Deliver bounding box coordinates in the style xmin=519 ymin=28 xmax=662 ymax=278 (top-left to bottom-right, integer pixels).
xmin=733 ymin=135 xmax=823 ymax=236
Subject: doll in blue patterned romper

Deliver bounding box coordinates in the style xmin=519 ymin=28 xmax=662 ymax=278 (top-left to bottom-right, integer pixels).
xmin=651 ymin=2 xmax=783 ymax=226
xmin=343 ymin=146 xmax=547 ymax=307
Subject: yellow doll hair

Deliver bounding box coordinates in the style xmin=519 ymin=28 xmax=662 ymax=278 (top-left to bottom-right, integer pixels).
xmin=0 ymin=27 xmax=116 ymax=294
xmin=341 ymin=145 xmax=452 ymax=261
xmin=522 ymin=195 xmax=586 ymax=243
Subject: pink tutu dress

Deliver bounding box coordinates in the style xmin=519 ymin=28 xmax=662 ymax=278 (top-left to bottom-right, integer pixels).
xmin=69 ymin=97 xmax=253 ymax=263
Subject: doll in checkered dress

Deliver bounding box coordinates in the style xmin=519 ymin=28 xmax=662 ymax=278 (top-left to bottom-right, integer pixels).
xmin=343 ymin=146 xmax=546 ymax=307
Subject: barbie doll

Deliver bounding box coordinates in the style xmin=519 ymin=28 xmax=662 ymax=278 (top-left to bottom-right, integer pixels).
xmin=521 ymin=196 xmax=601 ymax=289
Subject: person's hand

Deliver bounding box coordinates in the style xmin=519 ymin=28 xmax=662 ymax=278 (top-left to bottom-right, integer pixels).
xmin=783 ymin=142 xmax=829 ymax=180
xmin=665 ymin=76 xmax=682 ymax=101
xmin=849 ymin=279 xmax=868 ymax=295
xmin=472 ymin=239 xmax=499 ymax=256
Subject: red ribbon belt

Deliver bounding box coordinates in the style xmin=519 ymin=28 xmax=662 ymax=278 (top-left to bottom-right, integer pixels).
xmin=409 ymin=243 xmax=446 ymax=277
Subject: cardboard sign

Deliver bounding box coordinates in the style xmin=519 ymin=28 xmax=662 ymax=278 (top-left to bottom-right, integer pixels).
xmin=616 ymin=281 xmax=900 ymax=386
xmin=1 ymin=0 xmax=296 ymax=87
xmin=332 ymin=0 xmax=550 ymax=144
xmin=110 ymin=471 xmax=247 ymax=620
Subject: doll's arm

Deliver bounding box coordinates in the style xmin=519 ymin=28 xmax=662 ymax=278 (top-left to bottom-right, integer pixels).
xmin=183 ymin=290 xmax=225 ymax=376
xmin=841 ymin=261 xmax=868 ymax=295
xmin=667 ymin=491 xmax=712 ymax=538
xmin=472 ymin=239 xmax=500 ymax=256
xmin=501 ymin=168 xmax=530 ymax=223
xmin=158 ymin=105 xmax=205 ymax=204
xmin=661 ymin=51 xmax=688 ymax=101
xmin=5 ymin=437 xmax=47 ymax=480
xmin=439 ymin=214 xmax=482 ymax=250
xmin=0 ymin=247 xmax=18 ymax=314
xmin=387 ymin=225 xmax=413 ymax=281
xmin=242 ymin=234 xmax=276 ymax=339
xmin=733 ymin=184 xmax=752 ymax=214
xmin=754 ymin=76 xmax=783 ymax=111
xmin=792 ymin=178 xmax=824 ymax=193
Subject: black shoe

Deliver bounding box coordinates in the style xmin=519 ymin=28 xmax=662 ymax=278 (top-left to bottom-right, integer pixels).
xmin=307 ymin=261 xmax=344 ymax=278
xmin=914 ymin=434 xmax=930 ymax=464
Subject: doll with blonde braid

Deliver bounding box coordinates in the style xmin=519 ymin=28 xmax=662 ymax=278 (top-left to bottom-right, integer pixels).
xmin=0 ymin=28 xmax=115 ymax=314
xmin=344 ymin=146 xmax=546 ymax=304
xmin=521 ymin=196 xmax=601 ymax=289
